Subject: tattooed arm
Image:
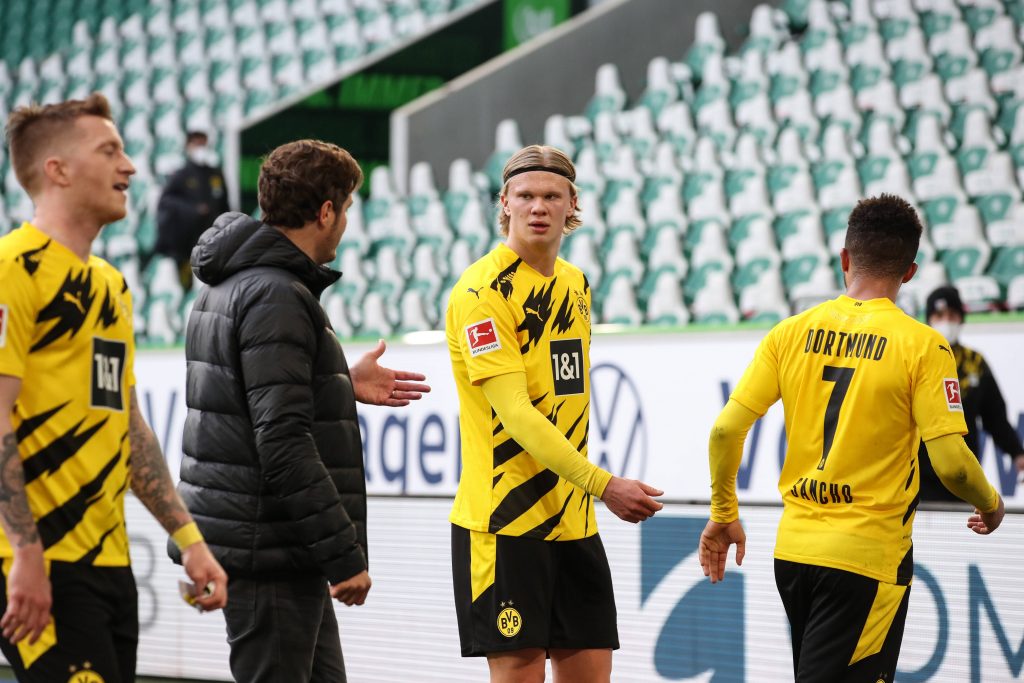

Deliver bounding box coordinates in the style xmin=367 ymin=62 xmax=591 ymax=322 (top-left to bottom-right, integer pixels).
xmin=0 ymin=374 xmax=50 ymax=644
xmin=128 ymin=387 xmax=193 ymax=533
xmin=128 ymin=388 xmax=227 ymax=610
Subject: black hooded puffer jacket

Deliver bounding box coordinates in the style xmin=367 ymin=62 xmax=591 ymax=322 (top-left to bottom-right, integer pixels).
xmin=168 ymin=212 xmax=367 ymax=584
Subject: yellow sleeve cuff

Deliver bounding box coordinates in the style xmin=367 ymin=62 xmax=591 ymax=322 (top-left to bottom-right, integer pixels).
xmin=591 ymin=467 xmax=613 ymax=499
xmin=171 ymin=522 xmax=204 ymax=550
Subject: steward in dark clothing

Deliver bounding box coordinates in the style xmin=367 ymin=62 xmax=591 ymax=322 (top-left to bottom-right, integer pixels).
xmin=154 ymin=151 xmax=230 ymax=287
xmin=918 ymin=286 xmax=1024 ymax=501
xmin=917 ymin=342 xmax=1024 ymax=501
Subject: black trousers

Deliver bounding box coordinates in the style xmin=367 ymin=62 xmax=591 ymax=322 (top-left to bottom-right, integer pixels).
xmin=224 ymin=574 xmax=346 ymax=683
xmin=0 ymin=561 xmax=138 ymax=683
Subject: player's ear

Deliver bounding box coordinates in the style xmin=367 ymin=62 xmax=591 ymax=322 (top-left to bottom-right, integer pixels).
xmin=318 ymin=199 xmax=333 ymax=227
xmin=901 ymin=262 xmax=918 ymax=284
xmin=42 ymin=155 xmax=71 ymax=188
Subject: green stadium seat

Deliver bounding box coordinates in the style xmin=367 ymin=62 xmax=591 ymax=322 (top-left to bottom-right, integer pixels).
xmin=987 ymin=246 xmax=1024 ymax=289
xmin=643 ymin=270 xmax=690 ymax=326
xmin=940 ymin=244 xmax=992 ymax=280
xmin=783 ymin=254 xmax=823 ymax=292
xmin=691 ymin=268 xmax=739 ymax=324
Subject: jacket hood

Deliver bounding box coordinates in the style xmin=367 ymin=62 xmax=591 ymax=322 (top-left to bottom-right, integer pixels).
xmin=191 ymin=212 xmax=340 ymax=295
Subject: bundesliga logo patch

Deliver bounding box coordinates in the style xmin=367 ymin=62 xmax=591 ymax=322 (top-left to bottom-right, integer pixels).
xmin=944 ymin=378 xmax=963 ymax=411
xmin=0 ymin=304 xmax=8 ymax=348
xmin=466 ymin=319 xmax=501 ymax=357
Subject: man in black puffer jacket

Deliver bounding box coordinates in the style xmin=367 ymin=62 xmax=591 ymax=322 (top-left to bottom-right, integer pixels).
xmin=169 ymin=140 xmax=430 ymax=682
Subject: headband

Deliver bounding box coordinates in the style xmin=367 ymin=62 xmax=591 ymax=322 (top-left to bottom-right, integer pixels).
xmin=503 ymin=164 xmax=576 ymax=183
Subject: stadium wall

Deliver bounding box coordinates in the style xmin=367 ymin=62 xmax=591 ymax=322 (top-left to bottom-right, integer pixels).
xmin=390 ymin=0 xmax=761 ymax=188
xmin=122 ymin=500 xmax=1024 ymax=681
xmin=135 ymin=323 xmax=1024 ymax=507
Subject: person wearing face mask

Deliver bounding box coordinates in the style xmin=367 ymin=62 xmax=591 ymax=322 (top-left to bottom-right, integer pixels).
xmin=154 ymin=130 xmax=230 ymax=288
xmin=917 ymin=285 xmax=1024 ymax=501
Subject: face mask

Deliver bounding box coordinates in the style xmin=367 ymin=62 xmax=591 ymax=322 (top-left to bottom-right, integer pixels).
xmin=187 ymin=147 xmax=219 ymax=168
xmin=932 ymin=321 xmax=961 ymax=344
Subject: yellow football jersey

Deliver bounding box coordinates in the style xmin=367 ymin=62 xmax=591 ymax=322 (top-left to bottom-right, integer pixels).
xmin=0 ymin=223 xmax=135 ymax=565
xmin=447 ymin=243 xmax=597 ymax=541
xmin=732 ymin=295 xmax=967 ymax=584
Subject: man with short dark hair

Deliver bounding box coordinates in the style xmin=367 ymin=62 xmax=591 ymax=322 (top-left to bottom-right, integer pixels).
xmin=0 ymin=93 xmax=226 ymax=683
xmin=699 ymin=194 xmax=1005 ymax=681
xmin=175 ymin=139 xmax=430 ymax=682
xmin=917 ymin=285 xmax=1024 ymax=500
xmin=154 ymin=130 xmax=230 ymax=287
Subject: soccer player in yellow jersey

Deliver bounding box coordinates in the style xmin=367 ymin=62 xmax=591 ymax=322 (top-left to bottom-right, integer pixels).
xmin=0 ymin=95 xmax=226 ymax=682
xmin=446 ymin=145 xmax=664 ymax=683
xmin=698 ymin=194 xmax=1005 ymax=682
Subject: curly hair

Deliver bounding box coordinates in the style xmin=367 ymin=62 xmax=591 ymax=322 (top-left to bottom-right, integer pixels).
xmin=497 ymin=145 xmax=581 ymax=236
xmin=258 ymin=140 xmax=363 ymax=228
xmin=6 ymin=92 xmax=113 ymax=196
xmin=845 ymin=194 xmax=923 ymax=279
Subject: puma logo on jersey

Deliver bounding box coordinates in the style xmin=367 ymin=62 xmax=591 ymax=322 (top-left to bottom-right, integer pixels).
xmin=467 ymin=287 xmax=482 ymax=299
xmin=64 ymin=291 xmax=86 ymax=314
xmin=938 ymin=344 xmax=952 ymax=357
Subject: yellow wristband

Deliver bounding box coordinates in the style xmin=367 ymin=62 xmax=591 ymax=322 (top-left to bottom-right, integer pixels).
xmin=171 ymin=522 xmax=204 ymax=550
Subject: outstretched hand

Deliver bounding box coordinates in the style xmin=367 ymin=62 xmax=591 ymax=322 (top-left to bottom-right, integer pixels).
xmin=350 ymin=340 xmax=431 ymax=407
xmin=698 ymin=519 xmax=746 ymax=584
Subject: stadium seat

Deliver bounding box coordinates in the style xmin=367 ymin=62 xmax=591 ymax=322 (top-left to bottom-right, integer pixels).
xmin=644 ymin=224 xmax=688 ymax=279
xmin=739 ymin=268 xmax=790 ymax=322
xmin=147 ymin=256 xmax=185 ymax=313
xmin=600 ymin=272 xmax=643 ymax=326
xmin=335 ymin=247 xmax=370 ymax=307
xmin=324 ymin=292 xmax=357 ymax=338
xmin=359 ymin=289 xmax=395 ymax=338
xmin=691 ymin=269 xmax=740 ymax=324
xmin=144 ymin=299 xmax=180 ymax=346
xmin=940 ymin=242 xmax=992 ymax=279
xmin=406 ymin=243 xmax=445 ymax=302
xmin=484 ymin=120 xmax=523 ymax=192
xmin=982 ymin=200 xmax=1024 ymax=247
xmin=644 ymin=180 xmax=687 ymax=237
xmin=1006 ymin=275 xmax=1024 ymax=310
xmin=653 ymin=100 xmax=696 ymax=158
xmin=644 ymin=270 xmax=690 ymax=326
xmin=585 ymin=63 xmax=627 ymax=123
xmin=638 ymin=56 xmax=678 ymax=120
xmin=686 ymin=12 xmax=726 ymax=77
xmin=605 ymin=186 xmax=648 ymax=242
xmin=602 ymin=230 xmax=645 ymax=285
xmin=987 ymin=245 xmax=1024 ymax=290
xmin=407 ymin=161 xmax=440 ymax=220
xmin=397 ymin=288 xmax=435 ymax=332
xmin=955 ymin=273 xmax=1002 ymax=310
xmin=602 ymin=145 xmax=644 ymax=200
xmin=574 ymin=190 xmax=608 ymax=246
xmin=789 ymin=259 xmax=842 ymax=312
xmin=565 ymin=231 xmax=604 ymax=293
xmin=643 ymin=141 xmax=683 ymax=199
xmin=543 ymin=114 xmax=574 ymax=158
